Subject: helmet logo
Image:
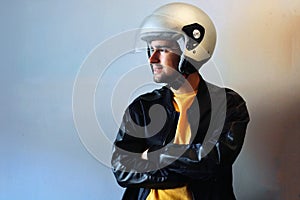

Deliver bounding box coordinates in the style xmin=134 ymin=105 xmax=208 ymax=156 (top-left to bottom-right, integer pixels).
xmin=182 ymin=23 xmax=205 ymax=51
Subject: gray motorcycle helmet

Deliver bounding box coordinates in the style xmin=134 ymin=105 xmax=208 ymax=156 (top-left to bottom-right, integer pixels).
xmin=139 ymin=2 xmax=217 ymax=75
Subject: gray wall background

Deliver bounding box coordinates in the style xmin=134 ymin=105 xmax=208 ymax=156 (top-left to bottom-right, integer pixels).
xmin=1 ymin=0 xmax=299 ymax=199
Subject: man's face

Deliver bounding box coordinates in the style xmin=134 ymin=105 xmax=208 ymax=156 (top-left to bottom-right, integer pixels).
xmin=149 ymin=40 xmax=182 ymax=83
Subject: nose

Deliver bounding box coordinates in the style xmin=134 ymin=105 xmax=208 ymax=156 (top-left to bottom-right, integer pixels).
xmin=149 ymin=50 xmax=160 ymax=64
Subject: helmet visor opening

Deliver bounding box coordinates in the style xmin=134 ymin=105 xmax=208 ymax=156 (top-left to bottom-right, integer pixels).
xmin=135 ymin=28 xmax=185 ymax=58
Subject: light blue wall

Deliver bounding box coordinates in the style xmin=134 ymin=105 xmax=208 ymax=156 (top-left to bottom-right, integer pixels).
xmin=0 ymin=1 xmax=176 ymax=199
xmin=1 ymin=0 xmax=300 ymax=199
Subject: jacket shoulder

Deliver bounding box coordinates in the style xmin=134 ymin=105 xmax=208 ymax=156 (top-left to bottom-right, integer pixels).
xmin=130 ymin=86 xmax=167 ymax=105
xmin=224 ymin=87 xmax=250 ymax=121
xmin=205 ymin=81 xmax=246 ymax=104
xmin=124 ymin=86 xmax=169 ymax=125
xmin=224 ymin=87 xmax=247 ymax=106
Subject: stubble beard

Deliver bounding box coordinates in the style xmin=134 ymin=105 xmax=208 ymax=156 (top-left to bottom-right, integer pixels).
xmin=152 ymin=68 xmax=179 ymax=84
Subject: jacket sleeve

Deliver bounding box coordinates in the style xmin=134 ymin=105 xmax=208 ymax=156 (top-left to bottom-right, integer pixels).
xmin=157 ymin=90 xmax=250 ymax=179
xmin=111 ymin=106 xmax=188 ymax=189
xmin=112 ymin=89 xmax=250 ymax=186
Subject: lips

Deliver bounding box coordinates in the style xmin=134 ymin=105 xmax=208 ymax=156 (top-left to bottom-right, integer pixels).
xmin=152 ymin=65 xmax=163 ymax=74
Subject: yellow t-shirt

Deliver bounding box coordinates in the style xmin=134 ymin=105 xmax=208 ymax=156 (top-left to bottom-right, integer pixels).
xmin=146 ymin=91 xmax=197 ymax=200
xmin=146 ymin=185 xmax=193 ymax=200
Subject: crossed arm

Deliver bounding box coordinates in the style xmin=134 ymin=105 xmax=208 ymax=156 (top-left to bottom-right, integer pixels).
xmin=111 ymin=91 xmax=250 ymax=189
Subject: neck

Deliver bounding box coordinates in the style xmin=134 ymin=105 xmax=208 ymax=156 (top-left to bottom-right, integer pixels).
xmin=171 ymin=72 xmax=200 ymax=94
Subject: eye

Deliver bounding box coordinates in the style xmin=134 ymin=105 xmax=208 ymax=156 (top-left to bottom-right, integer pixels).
xmin=149 ymin=46 xmax=173 ymax=55
xmin=157 ymin=48 xmax=169 ymax=53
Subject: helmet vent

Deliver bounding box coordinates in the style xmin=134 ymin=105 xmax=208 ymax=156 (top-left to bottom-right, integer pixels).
xmin=182 ymin=23 xmax=205 ymax=51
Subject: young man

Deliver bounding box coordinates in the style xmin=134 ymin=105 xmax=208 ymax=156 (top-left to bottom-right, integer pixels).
xmin=111 ymin=3 xmax=250 ymax=200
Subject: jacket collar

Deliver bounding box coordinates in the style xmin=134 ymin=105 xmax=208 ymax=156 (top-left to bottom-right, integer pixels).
xmin=139 ymin=74 xmax=209 ymax=110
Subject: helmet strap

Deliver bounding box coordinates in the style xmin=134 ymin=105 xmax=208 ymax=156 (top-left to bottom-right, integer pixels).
xmin=167 ymin=57 xmax=199 ymax=89
xmin=179 ymin=57 xmax=198 ymax=76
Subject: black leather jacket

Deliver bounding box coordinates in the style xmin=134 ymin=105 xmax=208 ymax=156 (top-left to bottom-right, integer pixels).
xmin=112 ymin=78 xmax=250 ymax=200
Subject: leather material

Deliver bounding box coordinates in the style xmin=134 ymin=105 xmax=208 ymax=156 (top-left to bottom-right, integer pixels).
xmin=111 ymin=77 xmax=250 ymax=200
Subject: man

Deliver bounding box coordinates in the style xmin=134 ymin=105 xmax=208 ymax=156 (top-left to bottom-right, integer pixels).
xmin=111 ymin=3 xmax=249 ymax=200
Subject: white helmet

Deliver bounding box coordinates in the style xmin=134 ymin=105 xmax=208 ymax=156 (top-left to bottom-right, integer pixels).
xmin=139 ymin=2 xmax=217 ymax=75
